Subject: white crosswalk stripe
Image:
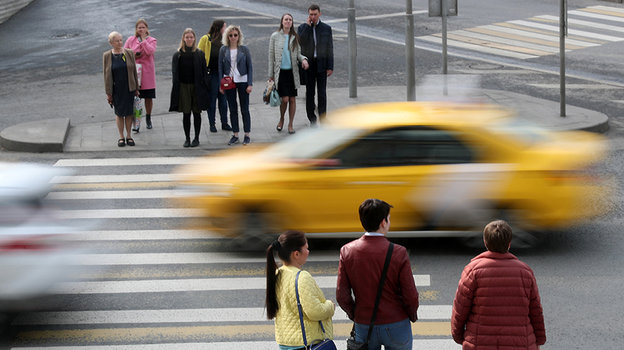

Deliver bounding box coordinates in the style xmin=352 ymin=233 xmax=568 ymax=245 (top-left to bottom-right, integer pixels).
xmin=7 ymin=156 xmax=456 ymax=348
xmin=11 ymin=339 xmax=460 ymax=350
xmin=13 ymin=305 xmax=450 ymax=325
xmin=417 ymin=5 xmax=624 ymax=59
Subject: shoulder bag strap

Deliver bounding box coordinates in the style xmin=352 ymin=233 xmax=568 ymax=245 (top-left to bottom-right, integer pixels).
xmin=295 ymin=270 xmax=309 ymax=348
xmin=295 ymin=270 xmax=328 ymax=348
xmin=365 ymin=242 xmax=394 ymax=343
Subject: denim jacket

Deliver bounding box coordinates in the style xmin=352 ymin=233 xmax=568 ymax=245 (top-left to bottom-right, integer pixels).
xmin=218 ymin=45 xmax=253 ymax=86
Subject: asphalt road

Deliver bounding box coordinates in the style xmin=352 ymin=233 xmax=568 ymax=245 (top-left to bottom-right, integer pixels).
xmin=1 ymin=0 xmax=624 ymax=348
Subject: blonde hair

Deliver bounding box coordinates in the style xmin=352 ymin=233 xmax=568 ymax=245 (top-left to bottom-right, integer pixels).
xmin=108 ymin=31 xmax=122 ymax=44
xmin=178 ymin=28 xmax=197 ymax=52
xmin=222 ymin=25 xmax=244 ymax=47
xmin=134 ymin=18 xmax=150 ymax=37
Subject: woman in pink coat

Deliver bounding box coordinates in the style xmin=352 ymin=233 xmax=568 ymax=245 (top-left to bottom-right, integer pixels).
xmin=124 ymin=18 xmax=157 ymax=131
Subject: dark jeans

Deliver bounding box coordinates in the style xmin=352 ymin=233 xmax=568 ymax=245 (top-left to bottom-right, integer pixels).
xmin=225 ymin=83 xmax=251 ymax=133
xmin=305 ymin=58 xmax=328 ymax=123
xmin=207 ymin=71 xmax=228 ymax=126
xmin=354 ymin=318 xmax=412 ymax=350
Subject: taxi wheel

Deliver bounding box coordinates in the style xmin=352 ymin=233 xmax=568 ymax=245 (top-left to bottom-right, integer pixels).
xmin=461 ymin=210 xmax=542 ymax=249
xmin=230 ymin=212 xmax=277 ymax=251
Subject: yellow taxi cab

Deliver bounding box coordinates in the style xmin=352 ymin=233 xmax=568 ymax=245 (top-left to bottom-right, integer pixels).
xmin=175 ymin=101 xmax=611 ymax=247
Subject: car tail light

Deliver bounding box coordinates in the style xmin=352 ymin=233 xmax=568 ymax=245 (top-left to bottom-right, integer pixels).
xmin=0 ymin=235 xmax=58 ymax=252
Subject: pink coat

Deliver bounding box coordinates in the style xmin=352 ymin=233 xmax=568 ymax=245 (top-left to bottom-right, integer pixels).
xmin=451 ymin=251 xmax=546 ymax=350
xmin=124 ymin=35 xmax=157 ymax=90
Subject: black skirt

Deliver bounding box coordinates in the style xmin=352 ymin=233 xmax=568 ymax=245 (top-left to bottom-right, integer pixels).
xmin=139 ymin=88 xmax=156 ymax=99
xmin=277 ymin=69 xmax=297 ymax=97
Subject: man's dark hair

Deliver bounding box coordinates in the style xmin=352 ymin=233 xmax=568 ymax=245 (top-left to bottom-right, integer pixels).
xmin=308 ymin=4 xmax=321 ymax=12
xmin=358 ymin=198 xmax=393 ymax=232
xmin=483 ymin=220 xmax=513 ymax=253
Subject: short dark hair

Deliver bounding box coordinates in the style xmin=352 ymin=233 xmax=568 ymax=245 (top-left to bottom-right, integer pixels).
xmin=358 ymin=199 xmax=393 ymax=232
xmin=483 ymin=220 xmax=512 ymax=253
xmin=308 ymin=4 xmax=320 ymax=12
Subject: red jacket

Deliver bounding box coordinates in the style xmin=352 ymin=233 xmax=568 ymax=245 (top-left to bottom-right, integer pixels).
xmin=451 ymin=251 xmax=546 ymax=350
xmin=336 ymin=235 xmax=419 ymax=324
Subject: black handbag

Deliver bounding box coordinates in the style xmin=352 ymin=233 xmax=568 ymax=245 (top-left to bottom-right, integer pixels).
xmin=295 ymin=270 xmax=337 ymax=350
xmin=346 ymin=243 xmax=394 ymax=350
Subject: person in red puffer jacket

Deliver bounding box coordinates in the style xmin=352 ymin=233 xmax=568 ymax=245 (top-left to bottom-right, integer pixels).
xmin=451 ymin=220 xmax=546 ymax=350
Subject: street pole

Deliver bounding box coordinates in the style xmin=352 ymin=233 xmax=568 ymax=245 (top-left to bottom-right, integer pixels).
xmin=441 ymin=0 xmax=448 ymax=75
xmin=406 ymin=0 xmax=416 ymax=101
xmin=348 ymin=0 xmax=357 ymax=98
xmin=560 ymin=0 xmax=566 ymax=117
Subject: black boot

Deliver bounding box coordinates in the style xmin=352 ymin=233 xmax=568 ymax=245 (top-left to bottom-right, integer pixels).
xmin=146 ymin=114 xmax=152 ymax=129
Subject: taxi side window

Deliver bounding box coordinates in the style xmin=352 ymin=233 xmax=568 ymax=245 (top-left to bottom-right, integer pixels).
xmin=331 ymin=127 xmax=474 ymax=168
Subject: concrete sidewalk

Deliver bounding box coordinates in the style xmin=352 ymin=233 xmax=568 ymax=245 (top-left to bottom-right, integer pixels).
xmin=0 ymin=85 xmax=609 ymax=153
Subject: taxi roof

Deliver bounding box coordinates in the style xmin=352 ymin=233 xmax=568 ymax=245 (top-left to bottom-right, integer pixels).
xmin=326 ymin=101 xmax=514 ymax=129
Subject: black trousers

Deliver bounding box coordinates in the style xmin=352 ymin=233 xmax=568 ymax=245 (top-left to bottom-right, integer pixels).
xmin=305 ymin=58 xmax=328 ymax=123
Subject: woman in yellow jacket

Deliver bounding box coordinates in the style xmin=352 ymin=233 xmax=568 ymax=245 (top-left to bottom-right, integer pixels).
xmin=266 ymin=230 xmax=335 ymax=349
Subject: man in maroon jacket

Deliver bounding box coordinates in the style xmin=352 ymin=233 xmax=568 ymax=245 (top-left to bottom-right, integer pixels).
xmin=336 ymin=199 xmax=419 ymax=350
xmin=451 ymin=220 xmax=546 ymax=350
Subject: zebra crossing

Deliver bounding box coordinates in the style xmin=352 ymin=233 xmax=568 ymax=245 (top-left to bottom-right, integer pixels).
xmin=5 ymin=157 xmax=459 ymax=349
xmin=418 ymin=5 xmax=624 ymax=59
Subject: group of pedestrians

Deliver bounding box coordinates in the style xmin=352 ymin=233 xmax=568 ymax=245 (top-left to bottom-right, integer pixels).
xmin=102 ymin=4 xmax=334 ymax=148
xmin=266 ymin=199 xmax=546 ymax=350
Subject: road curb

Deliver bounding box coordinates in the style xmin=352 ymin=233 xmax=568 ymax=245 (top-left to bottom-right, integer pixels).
xmin=0 ymin=118 xmax=70 ymax=153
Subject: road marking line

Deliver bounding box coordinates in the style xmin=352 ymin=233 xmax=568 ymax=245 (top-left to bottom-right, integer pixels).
xmin=509 ymin=19 xmax=624 ymax=41
xmin=418 ymin=35 xmax=537 ymax=59
xmin=590 ymin=5 xmax=624 ymax=16
xmin=528 ymin=83 xmax=620 ymax=89
xmin=51 ymin=174 xmax=179 ymax=184
xmin=10 ymin=325 xmax=456 ymax=349
xmin=53 ymin=275 xmax=431 ymax=294
xmin=493 ymin=22 xmax=604 ymax=45
xmin=572 ymin=8 xmax=624 ymax=22
xmin=538 ymin=14 xmax=624 ymax=33
xmin=324 ymin=10 xmax=428 ymax=24
xmin=13 ymin=305 xmax=449 ymax=325
xmin=465 ymin=26 xmax=583 ymax=49
xmin=54 ymin=158 xmax=197 ymax=167
xmin=447 ymin=30 xmax=559 ymax=54
xmin=72 ymin=252 xmax=341 ymax=265
xmin=51 ymin=182 xmax=177 ymax=190
xmin=47 ymin=190 xmax=185 ymax=199
xmin=61 ymin=230 xmax=217 ymax=241
xmin=56 ymin=208 xmax=203 ymax=219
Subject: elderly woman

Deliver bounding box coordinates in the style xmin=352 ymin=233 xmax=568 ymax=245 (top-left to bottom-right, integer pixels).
xmin=269 ymin=13 xmax=308 ymax=134
xmin=219 ymin=25 xmax=253 ymax=146
xmin=124 ymin=18 xmax=157 ymax=131
xmin=103 ymin=31 xmax=139 ymax=147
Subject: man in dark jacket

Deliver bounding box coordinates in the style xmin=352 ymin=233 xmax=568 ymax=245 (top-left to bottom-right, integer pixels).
xmin=297 ymin=4 xmax=333 ymax=125
xmin=451 ymin=220 xmax=546 ymax=350
xmin=336 ymin=199 xmax=419 ymax=350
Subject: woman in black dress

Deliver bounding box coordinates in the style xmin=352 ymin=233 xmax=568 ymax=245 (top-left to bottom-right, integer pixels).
xmin=103 ymin=31 xmax=139 ymax=147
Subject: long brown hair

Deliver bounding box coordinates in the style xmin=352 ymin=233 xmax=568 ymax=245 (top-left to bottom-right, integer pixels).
xmin=209 ymin=20 xmax=225 ymax=45
xmin=265 ymin=230 xmax=307 ymax=320
xmin=277 ymin=13 xmax=300 ymax=51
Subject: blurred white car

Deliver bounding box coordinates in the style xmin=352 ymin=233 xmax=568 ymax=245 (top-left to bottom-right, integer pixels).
xmin=0 ymin=162 xmax=80 ymax=310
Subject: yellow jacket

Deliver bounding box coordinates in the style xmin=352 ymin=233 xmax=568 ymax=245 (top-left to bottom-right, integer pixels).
xmin=197 ymin=34 xmax=211 ymax=67
xmin=275 ymin=265 xmax=334 ymax=346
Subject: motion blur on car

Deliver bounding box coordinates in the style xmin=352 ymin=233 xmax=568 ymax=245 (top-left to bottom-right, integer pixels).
xmin=174 ymin=101 xmax=612 ymax=249
xmin=0 ymin=162 xmax=83 ymax=311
